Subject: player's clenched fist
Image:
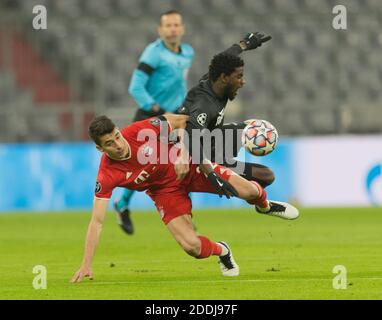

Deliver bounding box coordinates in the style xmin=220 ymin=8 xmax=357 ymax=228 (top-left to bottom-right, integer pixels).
xmin=240 ymin=32 xmax=272 ymax=51
xmin=71 ymin=266 xmax=93 ymax=283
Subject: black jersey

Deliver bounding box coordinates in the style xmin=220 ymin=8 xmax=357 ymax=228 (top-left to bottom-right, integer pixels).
xmin=180 ymin=79 xmax=228 ymax=130
xmin=178 ymin=44 xmax=243 ymax=132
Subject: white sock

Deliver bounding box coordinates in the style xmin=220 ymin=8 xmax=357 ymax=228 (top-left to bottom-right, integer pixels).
xmin=219 ymin=243 xmax=229 ymax=256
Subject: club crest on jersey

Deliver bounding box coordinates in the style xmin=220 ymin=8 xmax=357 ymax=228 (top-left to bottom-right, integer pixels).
xmin=216 ymin=109 xmax=225 ymax=126
xmin=142 ymin=145 xmax=154 ymax=157
xmin=197 ymin=113 xmax=207 ymax=126
xmin=95 ymin=181 xmax=102 ymax=193
xmin=150 ymin=118 xmax=161 ymax=126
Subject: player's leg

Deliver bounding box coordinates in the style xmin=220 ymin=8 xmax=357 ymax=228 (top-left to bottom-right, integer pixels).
xmin=166 ymin=214 xmax=239 ymax=276
xmin=149 ymin=191 xmax=239 ymax=276
xmin=114 ymin=189 xmax=135 ymax=235
xmin=189 ymin=164 xmax=298 ymax=220
xmin=225 ymin=160 xmax=275 ymax=188
xmin=227 ymin=172 xmax=299 ymax=220
xmin=242 ymin=162 xmax=275 ymax=187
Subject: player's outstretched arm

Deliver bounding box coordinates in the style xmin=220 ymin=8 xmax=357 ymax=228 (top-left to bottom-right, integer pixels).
xmin=239 ymin=32 xmax=272 ymax=51
xmin=219 ymin=32 xmax=272 ymax=57
xmin=71 ymin=197 xmax=109 ymax=283
xmin=199 ymin=32 xmax=271 ymax=82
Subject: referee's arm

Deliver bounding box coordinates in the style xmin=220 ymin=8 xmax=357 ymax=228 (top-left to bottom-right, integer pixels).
xmin=128 ymin=63 xmax=158 ymax=112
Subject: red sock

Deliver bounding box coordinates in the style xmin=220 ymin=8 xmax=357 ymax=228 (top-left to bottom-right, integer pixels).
xmin=212 ymin=241 xmax=223 ymax=255
xmin=247 ymin=181 xmax=269 ymax=208
xmin=197 ymin=236 xmax=222 ymax=259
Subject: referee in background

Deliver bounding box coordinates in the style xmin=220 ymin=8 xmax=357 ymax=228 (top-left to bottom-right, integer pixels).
xmin=114 ymin=10 xmax=194 ymax=235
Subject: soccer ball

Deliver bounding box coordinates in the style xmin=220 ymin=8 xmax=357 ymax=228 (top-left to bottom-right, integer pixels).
xmin=241 ymin=119 xmax=278 ymax=156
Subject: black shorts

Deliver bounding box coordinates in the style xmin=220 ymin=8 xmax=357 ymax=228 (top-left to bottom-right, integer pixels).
xmin=209 ymin=121 xmax=247 ymax=163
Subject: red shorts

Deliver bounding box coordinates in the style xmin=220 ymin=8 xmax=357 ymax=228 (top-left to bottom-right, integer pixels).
xmin=147 ymin=164 xmax=235 ymax=224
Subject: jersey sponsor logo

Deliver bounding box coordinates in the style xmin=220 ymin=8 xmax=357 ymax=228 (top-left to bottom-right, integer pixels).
xmin=215 ymin=109 xmax=225 ymax=126
xmin=197 ymin=113 xmax=207 ymax=126
xmin=134 ymin=170 xmax=150 ymax=184
xmin=95 ymin=181 xmax=102 ymax=193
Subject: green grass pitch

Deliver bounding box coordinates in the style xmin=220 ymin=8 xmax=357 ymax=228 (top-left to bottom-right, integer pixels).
xmin=0 ymin=207 xmax=381 ymax=300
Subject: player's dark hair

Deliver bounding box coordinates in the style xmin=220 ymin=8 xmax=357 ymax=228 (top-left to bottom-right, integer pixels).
xmin=208 ymin=53 xmax=244 ymax=82
xmin=88 ymin=115 xmax=116 ymax=145
xmin=160 ymin=10 xmax=182 ymax=23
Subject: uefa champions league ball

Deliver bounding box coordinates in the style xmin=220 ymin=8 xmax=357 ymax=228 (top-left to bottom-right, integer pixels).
xmin=241 ymin=119 xmax=279 ymax=156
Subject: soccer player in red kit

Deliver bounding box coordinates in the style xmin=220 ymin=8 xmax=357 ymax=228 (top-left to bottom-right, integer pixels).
xmin=71 ymin=114 xmax=298 ymax=282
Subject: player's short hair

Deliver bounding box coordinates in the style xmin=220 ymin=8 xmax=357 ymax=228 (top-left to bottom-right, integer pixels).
xmin=160 ymin=10 xmax=182 ymax=24
xmin=208 ymin=53 xmax=244 ymax=82
xmin=88 ymin=115 xmax=116 ymax=145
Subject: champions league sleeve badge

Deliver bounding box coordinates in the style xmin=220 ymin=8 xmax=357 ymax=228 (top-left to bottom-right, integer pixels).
xmin=197 ymin=113 xmax=207 ymax=126
xmin=95 ymin=181 xmax=102 ymax=193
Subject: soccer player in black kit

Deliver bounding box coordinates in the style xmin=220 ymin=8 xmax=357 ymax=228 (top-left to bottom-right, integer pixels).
xmin=176 ymin=32 xmax=275 ymax=191
xmin=119 ymin=32 xmax=299 ymax=233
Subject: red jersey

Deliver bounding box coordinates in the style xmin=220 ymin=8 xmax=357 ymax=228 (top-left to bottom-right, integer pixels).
xmin=95 ymin=118 xmax=190 ymax=199
xmin=94 ymin=117 xmax=236 ymax=225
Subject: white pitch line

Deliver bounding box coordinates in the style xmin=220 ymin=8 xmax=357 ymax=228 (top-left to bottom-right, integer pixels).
xmin=88 ymin=277 xmax=382 ymax=286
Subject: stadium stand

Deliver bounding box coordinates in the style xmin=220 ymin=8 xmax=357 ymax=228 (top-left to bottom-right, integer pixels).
xmin=0 ymin=0 xmax=381 ymax=141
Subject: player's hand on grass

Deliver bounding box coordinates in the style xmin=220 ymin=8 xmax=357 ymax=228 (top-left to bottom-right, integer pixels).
xmin=207 ymin=172 xmax=239 ymax=199
xmin=71 ymin=266 xmax=93 ymax=283
xmin=240 ymin=32 xmax=271 ymax=51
